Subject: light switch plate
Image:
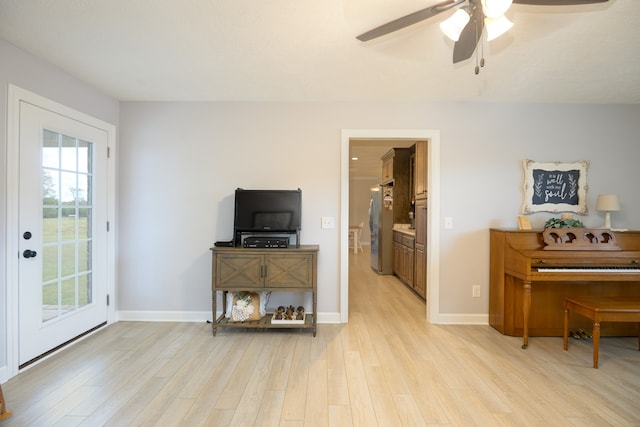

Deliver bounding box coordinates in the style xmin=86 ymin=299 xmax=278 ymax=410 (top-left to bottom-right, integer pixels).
xmin=444 ymin=217 xmax=453 ymax=229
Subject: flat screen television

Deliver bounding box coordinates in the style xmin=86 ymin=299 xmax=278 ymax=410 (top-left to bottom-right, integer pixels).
xmin=233 ymin=188 xmax=302 ymax=246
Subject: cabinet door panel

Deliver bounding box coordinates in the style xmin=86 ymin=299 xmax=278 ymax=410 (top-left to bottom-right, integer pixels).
xmin=266 ymin=254 xmax=313 ymax=287
xmin=414 ymin=140 xmax=427 ymax=199
xmin=415 ymin=246 xmax=425 ymax=298
xmin=215 ymin=254 xmax=263 ymax=287
xmin=414 ymin=199 xmax=426 ymax=298
xmin=393 ymin=242 xmax=402 ymax=277
xmin=407 ymin=247 xmax=415 ymax=287
xmin=415 ymin=200 xmax=426 ymax=247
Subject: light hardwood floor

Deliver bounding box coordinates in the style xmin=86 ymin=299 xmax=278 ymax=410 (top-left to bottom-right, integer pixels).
xmin=2 ymin=247 xmax=640 ymax=426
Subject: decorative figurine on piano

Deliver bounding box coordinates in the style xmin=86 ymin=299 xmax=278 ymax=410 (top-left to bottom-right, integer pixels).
xmin=542 ymin=218 xmax=620 ymax=251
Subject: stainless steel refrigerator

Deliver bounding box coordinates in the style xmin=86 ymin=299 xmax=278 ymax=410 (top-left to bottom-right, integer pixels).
xmin=369 ymin=185 xmax=393 ymax=274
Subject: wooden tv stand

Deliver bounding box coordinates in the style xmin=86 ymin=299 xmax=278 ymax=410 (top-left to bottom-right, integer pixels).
xmin=210 ymin=245 xmax=319 ymax=336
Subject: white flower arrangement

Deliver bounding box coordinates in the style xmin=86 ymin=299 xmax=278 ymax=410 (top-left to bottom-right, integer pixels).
xmin=230 ymin=292 xmax=255 ymax=322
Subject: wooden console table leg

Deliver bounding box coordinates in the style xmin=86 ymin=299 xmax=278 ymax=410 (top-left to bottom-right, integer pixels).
xmin=211 ymin=289 xmax=218 ymax=337
xmin=592 ymin=321 xmax=601 ymax=369
xmin=0 ymin=383 xmax=12 ymax=421
xmin=522 ymin=281 xmax=532 ymax=349
xmin=563 ymin=303 xmax=569 ymax=351
xmin=312 ymin=289 xmax=317 ymax=337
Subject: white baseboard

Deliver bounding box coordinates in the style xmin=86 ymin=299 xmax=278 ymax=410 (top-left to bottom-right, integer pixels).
xmin=116 ymin=311 xmax=212 ymax=322
xmin=317 ymin=312 xmax=342 ymax=324
xmin=116 ymin=310 xmax=345 ymax=324
xmin=115 ymin=310 xmax=488 ymax=325
xmin=435 ymin=313 xmax=489 ymax=325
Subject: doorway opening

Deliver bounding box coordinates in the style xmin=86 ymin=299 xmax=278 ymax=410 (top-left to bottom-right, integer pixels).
xmin=340 ymin=129 xmax=440 ymax=324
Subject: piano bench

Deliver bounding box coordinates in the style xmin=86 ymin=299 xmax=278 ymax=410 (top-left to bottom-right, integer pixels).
xmin=563 ymin=296 xmax=640 ymax=368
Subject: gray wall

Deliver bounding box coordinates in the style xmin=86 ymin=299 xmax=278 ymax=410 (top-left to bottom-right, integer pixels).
xmin=118 ymin=101 xmax=640 ymax=318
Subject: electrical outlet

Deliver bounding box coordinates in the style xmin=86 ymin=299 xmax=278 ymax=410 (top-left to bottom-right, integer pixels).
xmin=321 ymin=216 xmax=334 ymax=229
xmin=472 ymin=285 xmax=481 ymax=298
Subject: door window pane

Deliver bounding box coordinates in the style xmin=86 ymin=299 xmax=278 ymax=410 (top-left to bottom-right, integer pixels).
xmin=79 ymin=274 xmax=92 ymax=307
xmin=78 ymin=139 xmax=91 ymax=173
xmin=42 ymin=212 xmax=59 ymax=243
xmin=61 ymin=278 xmax=75 ymax=315
xmin=42 ymin=170 xmax=59 ymax=204
xmin=42 ymin=130 xmax=59 ymax=169
xmin=78 ymin=208 xmax=91 ymax=239
xmin=78 ymin=240 xmax=90 ymax=274
xmin=61 ymin=242 xmax=76 ymax=277
xmin=60 ymin=135 xmax=77 ymax=171
xmin=42 ymin=245 xmax=58 ymax=282
xmin=42 ymin=282 xmax=59 ymax=322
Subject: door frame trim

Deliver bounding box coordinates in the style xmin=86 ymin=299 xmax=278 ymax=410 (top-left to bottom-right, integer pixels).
xmin=5 ymin=84 xmax=117 ymax=379
xmin=340 ymin=129 xmax=440 ymax=324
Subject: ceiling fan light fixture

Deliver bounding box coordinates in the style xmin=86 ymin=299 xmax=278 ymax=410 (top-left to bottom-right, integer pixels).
xmin=481 ymin=0 xmax=513 ymax=19
xmin=440 ymin=9 xmax=470 ymax=42
xmin=484 ymin=14 xmax=513 ymax=41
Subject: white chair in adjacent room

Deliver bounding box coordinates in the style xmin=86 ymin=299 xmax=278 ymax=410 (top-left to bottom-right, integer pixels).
xmin=349 ymin=221 xmax=364 ymax=254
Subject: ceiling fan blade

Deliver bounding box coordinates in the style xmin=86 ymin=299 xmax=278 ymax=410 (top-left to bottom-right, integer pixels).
xmin=356 ymin=0 xmax=465 ymax=42
xmin=513 ymin=0 xmax=608 ymax=5
xmin=452 ymin=5 xmax=484 ymax=63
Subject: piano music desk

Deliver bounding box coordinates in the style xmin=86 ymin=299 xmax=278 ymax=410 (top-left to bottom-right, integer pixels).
xmin=563 ymin=296 xmax=640 ymax=368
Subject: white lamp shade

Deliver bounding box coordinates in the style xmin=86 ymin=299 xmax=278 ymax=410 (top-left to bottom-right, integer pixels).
xmin=440 ymin=9 xmax=470 ymax=42
xmin=481 ymin=0 xmax=513 ymax=19
xmin=484 ymin=14 xmax=513 ymax=41
xmin=596 ymin=194 xmax=620 ymax=212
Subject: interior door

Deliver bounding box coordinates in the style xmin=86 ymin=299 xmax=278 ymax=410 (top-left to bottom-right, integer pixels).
xmin=18 ymin=101 xmax=109 ymax=366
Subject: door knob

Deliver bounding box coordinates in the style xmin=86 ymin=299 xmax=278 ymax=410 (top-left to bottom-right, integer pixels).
xmin=23 ymin=250 xmax=37 ymax=258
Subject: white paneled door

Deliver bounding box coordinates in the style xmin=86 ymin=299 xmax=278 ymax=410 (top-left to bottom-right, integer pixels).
xmin=18 ymin=101 xmax=109 ymax=366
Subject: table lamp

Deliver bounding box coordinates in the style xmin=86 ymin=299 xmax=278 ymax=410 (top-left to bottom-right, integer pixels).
xmin=596 ymin=194 xmax=620 ymax=229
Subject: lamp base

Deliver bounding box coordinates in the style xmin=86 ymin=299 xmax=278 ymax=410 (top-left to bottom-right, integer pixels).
xmin=602 ymin=212 xmax=612 ymax=229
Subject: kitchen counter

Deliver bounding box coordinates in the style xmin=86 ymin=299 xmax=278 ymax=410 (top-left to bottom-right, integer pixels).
xmin=393 ymin=224 xmax=415 ymax=235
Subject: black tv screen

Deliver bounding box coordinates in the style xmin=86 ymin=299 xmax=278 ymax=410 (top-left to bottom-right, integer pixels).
xmin=233 ymin=188 xmax=302 ymax=236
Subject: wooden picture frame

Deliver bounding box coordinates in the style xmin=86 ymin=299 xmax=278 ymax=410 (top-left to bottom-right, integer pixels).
xmin=517 ymin=216 xmax=532 ymax=230
xmin=521 ymin=160 xmax=589 ymax=215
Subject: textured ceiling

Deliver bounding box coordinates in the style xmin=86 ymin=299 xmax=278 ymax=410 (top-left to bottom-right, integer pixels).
xmin=0 ymin=0 xmax=638 ymax=103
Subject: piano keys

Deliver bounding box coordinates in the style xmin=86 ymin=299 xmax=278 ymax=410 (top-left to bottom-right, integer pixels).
xmin=489 ymin=228 xmax=640 ymax=348
xmin=537 ymin=267 xmax=640 ymax=273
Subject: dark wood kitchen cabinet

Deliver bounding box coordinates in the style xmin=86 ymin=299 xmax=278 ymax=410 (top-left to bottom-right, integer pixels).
xmin=414 ymin=199 xmax=427 ymax=299
xmin=381 ymin=148 xmax=412 ymax=224
xmin=393 ymin=230 xmax=415 ymax=290
xmin=414 ymin=140 xmax=427 ymax=200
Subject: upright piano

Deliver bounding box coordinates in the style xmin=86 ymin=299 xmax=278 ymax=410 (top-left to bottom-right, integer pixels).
xmin=489 ymin=228 xmax=640 ymax=348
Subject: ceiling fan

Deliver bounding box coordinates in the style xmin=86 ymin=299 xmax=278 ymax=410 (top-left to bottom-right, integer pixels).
xmin=356 ymin=0 xmax=609 ymax=71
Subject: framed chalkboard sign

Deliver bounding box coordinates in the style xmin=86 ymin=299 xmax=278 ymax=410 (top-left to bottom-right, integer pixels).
xmin=521 ymin=160 xmax=589 ymax=214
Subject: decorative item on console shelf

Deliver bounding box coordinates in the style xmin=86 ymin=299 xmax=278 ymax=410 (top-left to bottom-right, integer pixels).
xmin=272 ymin=305 xmax=306 ymax=324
